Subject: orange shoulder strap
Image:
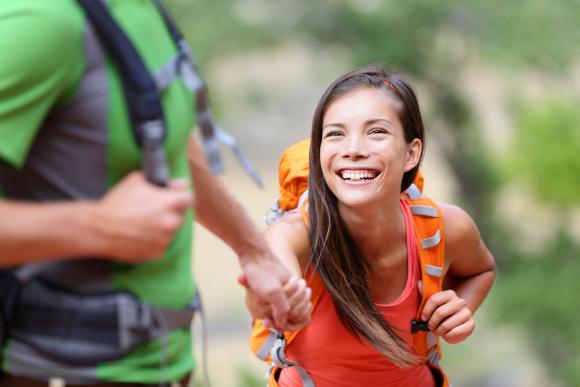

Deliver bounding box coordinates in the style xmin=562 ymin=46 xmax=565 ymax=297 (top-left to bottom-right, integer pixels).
xmin=403 ymin=184 xmax=446 ymax=360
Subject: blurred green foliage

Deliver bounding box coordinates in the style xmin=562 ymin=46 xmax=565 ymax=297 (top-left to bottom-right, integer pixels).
xmin=491 ymin=232 xmax=580 ymax=385
xmin=167 ymin=0 xmax=580 ymax=72
xmin=236 ymin=366 xmax=264 ymax=387
xmin=166 ymin=0 xmax=580 ymax=385
xmin=510 ymin=99 xmax=580 ymax=208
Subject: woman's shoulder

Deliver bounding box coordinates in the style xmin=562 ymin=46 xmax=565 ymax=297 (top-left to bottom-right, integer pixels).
xmin=437 ymin=202 xmax=480 ymax=241
xmin=436 ymin=201 xmax=482 ymax=265
xmin=268 ymin=211 xmax=309 ymax=235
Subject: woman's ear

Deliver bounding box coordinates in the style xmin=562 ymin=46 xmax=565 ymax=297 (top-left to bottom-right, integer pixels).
xmin=404 ymin=138 xmax=422 ymax=172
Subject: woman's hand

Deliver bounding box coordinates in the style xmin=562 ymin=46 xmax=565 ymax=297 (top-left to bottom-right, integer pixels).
xmin=282 ymin=276 xmax=312 ymax=330
xmin=421 ymin=289 xmax=475 ymax=344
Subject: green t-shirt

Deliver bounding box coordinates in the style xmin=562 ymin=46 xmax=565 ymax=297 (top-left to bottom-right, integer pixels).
xmin=0 ymin=0 xmax=197 ymax=382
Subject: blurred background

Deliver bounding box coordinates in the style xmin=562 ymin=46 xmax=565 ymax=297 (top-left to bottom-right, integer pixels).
xmin=165 ymin=0 xmax=580 ymax=386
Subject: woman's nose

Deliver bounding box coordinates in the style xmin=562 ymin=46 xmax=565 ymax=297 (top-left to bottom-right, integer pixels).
xmin=341 ymin=135 xmax=369 ymax=159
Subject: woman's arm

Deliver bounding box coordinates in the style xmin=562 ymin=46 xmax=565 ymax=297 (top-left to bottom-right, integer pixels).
xmin=244 ymin=212 xmax=312 ymax=330
xmin=263 ymin=212 xmax=310 ymax=277
xmin=420 ymin=202 xmax=496 ymax=344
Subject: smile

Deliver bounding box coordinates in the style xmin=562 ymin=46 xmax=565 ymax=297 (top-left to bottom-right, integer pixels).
xmin=338 ymin=169 xmax=379 ymax=181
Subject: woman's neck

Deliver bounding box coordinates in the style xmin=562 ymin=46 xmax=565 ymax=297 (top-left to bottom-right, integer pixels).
xmin=339 ymin=196 xmax=406 ymax=260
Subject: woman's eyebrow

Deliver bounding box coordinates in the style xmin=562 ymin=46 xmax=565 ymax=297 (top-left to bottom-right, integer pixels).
xmin=322 ymin=122 xmax=345 ymax=130
xmin=322 ymin=118 xmax=393 ymax=131
xmin=365 ymin=118 xmax=393 ymax=126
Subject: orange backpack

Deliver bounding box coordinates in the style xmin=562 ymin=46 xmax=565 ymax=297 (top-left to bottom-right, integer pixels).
xmin=253 ymin=139 xmax=449 ymax=387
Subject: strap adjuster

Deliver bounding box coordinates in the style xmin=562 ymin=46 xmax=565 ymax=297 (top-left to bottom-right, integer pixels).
xmin=271 ymin=332 xmax=295 ymax=368
xmin=411 ymin=319 xmax=430 ymax=333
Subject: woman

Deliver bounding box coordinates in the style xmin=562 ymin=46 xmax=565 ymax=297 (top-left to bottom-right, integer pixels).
xmin=247 ymin=64 xmax=496 ymax=387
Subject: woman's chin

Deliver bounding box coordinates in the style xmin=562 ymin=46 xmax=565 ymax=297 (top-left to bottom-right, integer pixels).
xmin=336 ymin=193 xmax=378 ymax=210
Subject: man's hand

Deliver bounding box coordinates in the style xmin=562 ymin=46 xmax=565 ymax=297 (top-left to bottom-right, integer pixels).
xmin=92 ymin=171 xmax=193 ymax=263
xmin=421 ymin=289 xmax=475 ymax=344
xmin=241 ymin=274 xmax=312 ymax=332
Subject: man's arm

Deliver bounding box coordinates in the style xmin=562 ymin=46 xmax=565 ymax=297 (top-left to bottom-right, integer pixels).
xmin=0 ymin=172 xmax=193 ymax=267
xmin=187 ymin=137 xmax=292 ymax=329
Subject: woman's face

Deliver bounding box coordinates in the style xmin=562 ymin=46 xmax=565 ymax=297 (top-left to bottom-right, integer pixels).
xmin=319 ymin=87 xmax=421 ymax=209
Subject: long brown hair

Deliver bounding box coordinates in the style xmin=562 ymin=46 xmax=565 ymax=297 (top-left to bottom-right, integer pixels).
xmin=307 ymin=64 xmax=425 ymax=367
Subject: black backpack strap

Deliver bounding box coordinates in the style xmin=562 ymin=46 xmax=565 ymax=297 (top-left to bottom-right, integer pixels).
xmin=76 ymin=0 xmax=169 ymax=186
xmin=152 ymin=0 xmax=183 ymax=43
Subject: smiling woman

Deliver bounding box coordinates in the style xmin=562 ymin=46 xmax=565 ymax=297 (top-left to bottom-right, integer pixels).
xmin=319 ymin=87 xmax=422 ymax=209
xmin=246 ymin=64 xmax=497 ymax=387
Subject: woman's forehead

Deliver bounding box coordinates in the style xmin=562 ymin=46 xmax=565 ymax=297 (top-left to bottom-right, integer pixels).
xmin=323 ymin=87 xmax=400 ymax=125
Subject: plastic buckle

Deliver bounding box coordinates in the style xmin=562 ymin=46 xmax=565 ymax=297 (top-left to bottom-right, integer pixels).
xmin=411 ymin=319 xmax=430 ymax=333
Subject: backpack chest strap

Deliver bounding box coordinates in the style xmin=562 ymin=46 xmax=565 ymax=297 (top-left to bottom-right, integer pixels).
xmin=270 ymin=332 xmax=316 ymax=387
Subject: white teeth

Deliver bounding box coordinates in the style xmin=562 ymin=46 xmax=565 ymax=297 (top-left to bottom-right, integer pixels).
xmin=340 ymin=170 xmax=377 ymax=181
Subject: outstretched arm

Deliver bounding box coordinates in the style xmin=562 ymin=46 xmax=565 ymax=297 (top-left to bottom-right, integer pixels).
xmin=239 ymin=211 xmax=312 ymax=331
xmin=187 ymin=137 xmax=294 ymax=330
xmin=420 ymin=203 xmax=496 ymax=344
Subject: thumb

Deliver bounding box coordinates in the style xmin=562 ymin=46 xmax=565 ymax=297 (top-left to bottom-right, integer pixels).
xmin=417 ymin=280 xmax=423 ymax=297
xmin=237 ymin=273 xmax=249 ymax=288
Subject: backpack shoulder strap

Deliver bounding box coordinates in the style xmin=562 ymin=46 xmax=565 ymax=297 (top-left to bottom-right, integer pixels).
xmin=76 ymin=0 xmax=169 ymax=186
xmin=403 ymin=184 xmax=446 ymax=361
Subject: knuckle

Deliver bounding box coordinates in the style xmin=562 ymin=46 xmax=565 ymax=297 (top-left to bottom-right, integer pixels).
xmin=439 ymin=320 xmax=451 ymax=333
xmin=431 ymin=309 xmax=444 ymax=322
xmin=463 ymin=308 xmax=472 ymax=319
xmin=161 ymin=216 xmax=181 ymax=233
xmin=468 ymin=319 xmax=476 ymax=332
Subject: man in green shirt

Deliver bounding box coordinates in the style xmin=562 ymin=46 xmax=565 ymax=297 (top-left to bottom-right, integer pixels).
xmin=0 ymin=0 xmax=302 ymax=385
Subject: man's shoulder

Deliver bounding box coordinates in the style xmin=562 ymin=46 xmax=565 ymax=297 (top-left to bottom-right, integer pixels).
xmin=0 ymin=0 xmax=84 ymax=44
xmin=1 ymin=0 xmax=84 ymax=22
xmin=0 ymin=0 xmax=85 ymax=88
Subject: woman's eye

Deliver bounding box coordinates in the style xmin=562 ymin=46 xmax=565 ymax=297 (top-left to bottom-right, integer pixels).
xmin=325 ymin=130 xmax=343 ymax=138
xmin=369 ymin=128 xmax=388 ymax=135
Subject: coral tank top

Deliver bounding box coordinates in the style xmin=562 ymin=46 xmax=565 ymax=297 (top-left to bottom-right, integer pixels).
xmin=277 ymin=199 xmax=436 ymax=387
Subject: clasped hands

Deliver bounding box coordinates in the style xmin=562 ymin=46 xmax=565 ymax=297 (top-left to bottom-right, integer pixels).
xmin=238 ymin=272 xmax=312 ymax=332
